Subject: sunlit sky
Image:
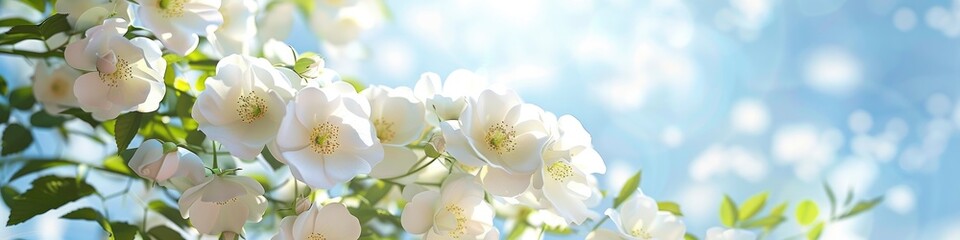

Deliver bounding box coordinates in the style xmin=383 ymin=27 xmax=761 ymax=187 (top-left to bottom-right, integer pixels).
xmin=2 ymin=0 xmax=960 ymax=239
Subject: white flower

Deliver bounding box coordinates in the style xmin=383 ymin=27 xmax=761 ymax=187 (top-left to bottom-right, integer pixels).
xmin=442 ymin=88 xmax=550 ymax=197
xmin=309 ymin=0 xmax=382 ymax=46
xmin=128 ymin=139 xmax=205 ymax=187
xmin=604 ymin=190 xmax=686 ymax=240
xmin=401 ymin=174 xmax=499 ymax=240
xmin=65 ymin=18 xmax=166 ymax=121
xmin=192 ymin=54 xmax=295 ymax=160
xmin=587 ymin=229 xmax=628 ymax=240
xmin=178 ymin=175 xmax=268 ymax=235
xmin=256 ymin=2 xmax=296 ymax=42
xmin=537 ymin=114 xmax=606 ymax=224
xmin=272 ymin=82 xmax=383 ymax=189
xmin=273 ymin=203 xmax=361 ymax=240
xmin=32 ymin=61 xmax=81 ymax=115
xmin=55 ymin=0 xmax=131 ymax=30
xmin=362 ymin=85 xmax=426 ymax=179
xmin=705 ymin=227 xmax=757 ymax=240
xmin=137 ymin=0 xmax=222 ymax=56
xmin=414 ymin=70 xmax=488 ymax=124
xmin=207 ymin=0 xmax=256 ymax=57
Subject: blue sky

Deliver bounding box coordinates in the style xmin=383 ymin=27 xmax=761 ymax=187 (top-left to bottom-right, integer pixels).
xmin=2 ymin=0 xmax=960 ymax=239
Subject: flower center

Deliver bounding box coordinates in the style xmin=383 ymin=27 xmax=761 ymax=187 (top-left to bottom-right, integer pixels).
xmin=547 ymin=161 xmax=573 ymax=182
xmin=484 ymin=121 xmax=517 ymax=154
xmin=631 ymin=227 xmax=652 ymax=239
xmin=310 ymin=122 xmax=340 ymax=154
xmin=98 ymin=58 xmax=132 ymax=88
xmin=158 ymin=0 xmax=185 ymax=18
xmin=445 ymin=204 xmax=468 ymax=238
xmin=50 ymin=77 xmax=67 ymax=98
xmin=236 ymin=92 xmax=267 ymax=123
xmin=373 ymin=118 xmax=395 ymax=142
xmin=307 ymin=233 xmax=326 ymax=240
xmin=215 ymin=197 xmax=238 ymax=206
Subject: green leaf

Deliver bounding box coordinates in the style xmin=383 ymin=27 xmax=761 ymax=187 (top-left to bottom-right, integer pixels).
xmin=684 ymin=233 xmax=700 ymax=240
xmin=657 ymin=201 xmax=683 ymax=216
xmin=148 ymin=200 xmax=190 ymax=228
xmin=7 ymin=176 xmax=97 ymax=226
xmin=147 ymin=225 xmax=184 ymax=240
xmin=9 ymin=87 xmax=35 ymax=110
xmin=824 ymin=183 xmax=836 ymax=216
xmin=114 ymin=112 xmax=143 ymax=153
xmin=362 ymin=181 xmax=393 ymax=205
xmin=720 ymin=195 xmax=738 ymax=227
xmin=0 ymin=103 xmax=10 ymax=124
xmin=61 ymin=207 xmax=114 ymax=239
xmin=795 ymin=200 xmax=819 ymax=226
xmin=738 ymin=192 xmax=768 ymax=221
xmin=770 ymin=202 xmax=788 ymax=216
xmin=10 ymin=159 xmax=74 ymax=181
xmin=613 ymin=170 xmax=642 ymax=208
xmin=1 ymin=185 xmax=19 ymax=207
xmin=741 ymin=214 xmax=785 ymax=229
xmin=843 ymin=189 xmax=854 ymax=206
xmin=109 ymin=222 xmax=140 ymax=240
xmin=341 ymin=76 xmax=366 ymax=92
xmin=103 ymin=155 xmax=132 ymax=176
xmin=807 ymin=221 xmax=825 ymax=240
xmin=61 ymin=108 xmax=100 ymax=128
xmin=837 ymin=197 xmax=883 ymax=220
xmin=0 ymin=18 xmax=33 ymax=27
xmin=175 ymin=93 xmax=197 ymax=131
xmin=37 ymin=14 xmax=69 ymax=39
xmin=506 ymin=221 xmax=528 ymax=240
xmin=2 ymin=123 xmax=33 ymax=156
xmin=30 ymin=110 xmax=67 ymax=128
xmin=17 ymin=0 xmax=45 ymax=13
xmin=0 ymin=75 xmax=6 ymax=95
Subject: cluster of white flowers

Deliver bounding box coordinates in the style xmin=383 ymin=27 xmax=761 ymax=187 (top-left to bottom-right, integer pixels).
xmin=30 ymin=0 xmax=681 ymax=239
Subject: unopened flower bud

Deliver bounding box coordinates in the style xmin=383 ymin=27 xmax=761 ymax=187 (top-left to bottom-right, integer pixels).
xmin=294 ymin=55 xmax=324 ymax=79
xmin=295 ymin=198 xmax=313 ymax=215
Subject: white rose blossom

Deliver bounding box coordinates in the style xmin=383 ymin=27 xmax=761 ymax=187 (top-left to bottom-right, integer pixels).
xmin=273 ymin=203 xmax=361 ymax=240
xmin=55 ymin=0 xmax=131 ymax=30
xmin=442 ymin=88 xmax=550 ymax=197
xmin=401 ymin=174 xmax=499 ymax=240
xmin=414 ymin=69 xmax=488 ymax=125
xmin=128 ymin=139 xmax=205 ymax=184
xmin=65 ymin=18 xmax=167 ymax=121
xmin=178 ymin=174 xmax=268 ymax=236
xmin=137 ymin=0 xmax=223 ymax=56
xmin=362 ymin=85 xmax=427 ymax=179
xmin=32 ymin=61 xmax=81 ymax=115
xmin=272 ymin=82 xmax=384 ymax=189
xmin=705 ymin=227 xmax=757 ymax=240
xmin=604 ymin=190 xmax=686 ymax=240
xmin=192 ymin=54 xmax=295 ymax=160
xmin=207 ymin=0 xmax=257 ymax=57
xmin=535 ymin=114 xmax=606 ymax=224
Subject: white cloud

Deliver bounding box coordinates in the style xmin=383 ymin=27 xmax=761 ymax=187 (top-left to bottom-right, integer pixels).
xmin=772 ymin=124 xmax=843 ymax=181
xmin=690 ymin=144 xmax=768 ymax=182
xmin=730 ymin=98 xmax=770 ymax=134
xmin=804 ymin=46 xmax=863 ymax=95
xmin=828 ymin=158 xmax=879 ymax=195
xmin=661 ymin=126 xmax=684 ymax=148
xmin=885 ymin=184 xmax=916 ymax=215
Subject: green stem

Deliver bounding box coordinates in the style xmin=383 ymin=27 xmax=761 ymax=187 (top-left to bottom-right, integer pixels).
xmin=383 ymin=156 xmax=439 ymax=180
xmin=0 ymin=49 xmax=63 ymax=58
xmin=591 ymin=216 xmax=609 ymax=231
